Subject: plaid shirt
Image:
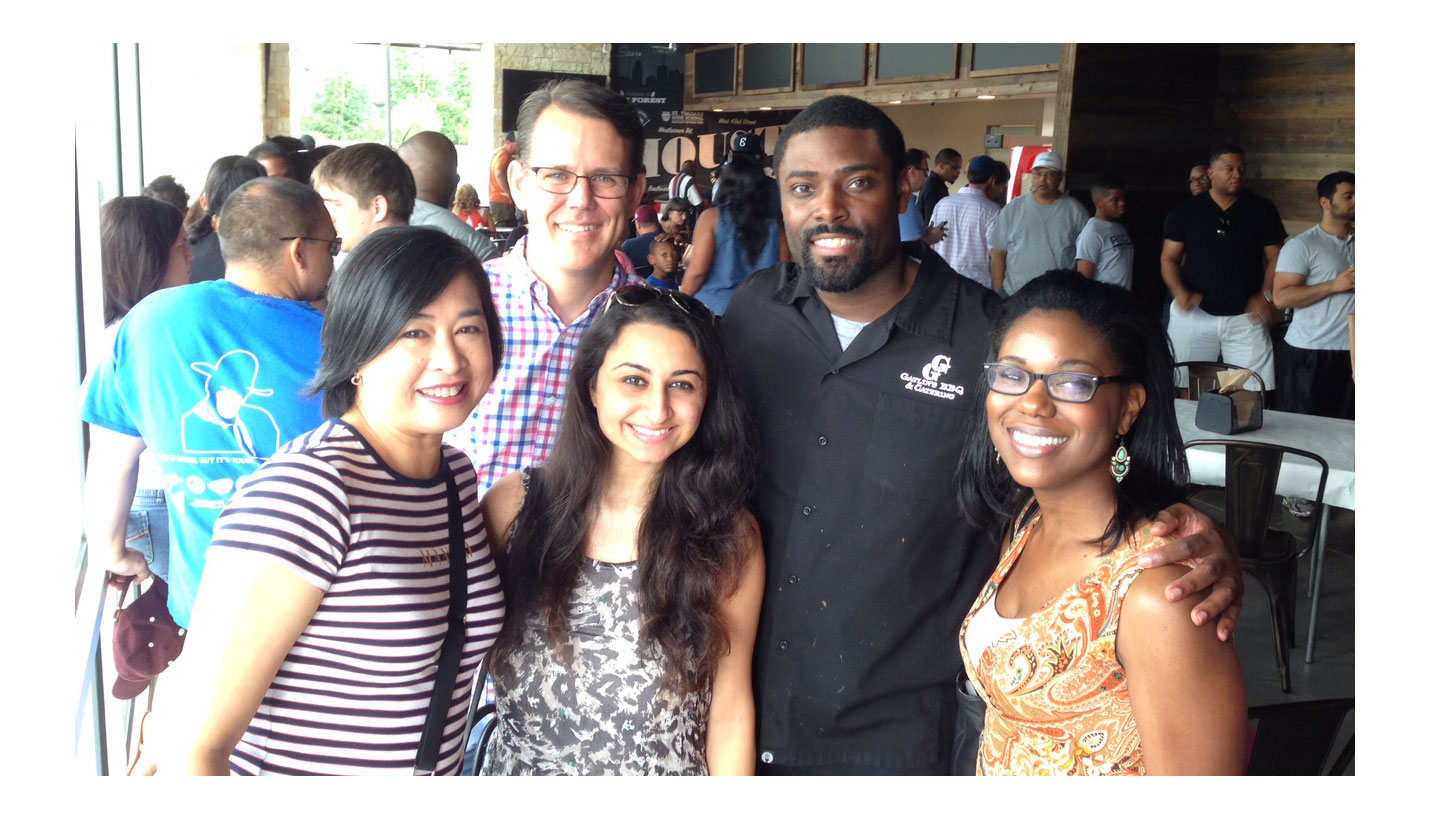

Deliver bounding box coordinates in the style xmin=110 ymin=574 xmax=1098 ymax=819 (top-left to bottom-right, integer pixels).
xmin=445 ymin=237 xmax=644 ymax=495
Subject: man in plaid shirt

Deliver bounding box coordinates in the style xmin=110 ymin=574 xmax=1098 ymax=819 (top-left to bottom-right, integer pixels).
xmin=445 ymin=80 xmax=649 ymax=494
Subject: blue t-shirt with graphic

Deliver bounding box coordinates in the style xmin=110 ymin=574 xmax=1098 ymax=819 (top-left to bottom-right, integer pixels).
xmin=83 ymin=280 xmax=326 ymax=627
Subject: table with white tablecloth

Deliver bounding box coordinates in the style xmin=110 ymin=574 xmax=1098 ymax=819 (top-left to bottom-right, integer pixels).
xmin=1174 ymin=399 xmax=1354 ymax=662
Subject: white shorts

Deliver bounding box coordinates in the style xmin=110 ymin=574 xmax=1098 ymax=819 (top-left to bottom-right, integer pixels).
xmin=1166 ymin=304 xmax=1276 ymax=390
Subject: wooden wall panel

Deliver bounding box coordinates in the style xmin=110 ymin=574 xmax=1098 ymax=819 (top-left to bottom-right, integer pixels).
xmin=1060 ymin=43 xmax=1354 ymax=312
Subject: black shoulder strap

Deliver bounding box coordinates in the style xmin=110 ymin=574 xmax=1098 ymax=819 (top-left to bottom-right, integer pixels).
xmin=414 ymin=466 xmax=469 ymax=775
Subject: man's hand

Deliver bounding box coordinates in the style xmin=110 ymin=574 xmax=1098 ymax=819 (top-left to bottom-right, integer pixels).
xmin=1174 ymin=290 xmax=1202 ymax=312
xmin=924 ymin=221 xmax=947 ymax=246
xmin=1336 ymin=265 xmax=1355 ymax=292
xmin=108 ymin=549 xmax=153 ymax=587
xmin=1244 ymin=291 xmax=1274 ymax=324
xmin=1140 ymin=503 xmax=1244 ymax=641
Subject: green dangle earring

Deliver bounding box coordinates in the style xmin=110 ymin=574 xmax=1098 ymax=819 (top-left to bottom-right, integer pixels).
xmin=1110 ymin=435 xmax=1131 ymax=483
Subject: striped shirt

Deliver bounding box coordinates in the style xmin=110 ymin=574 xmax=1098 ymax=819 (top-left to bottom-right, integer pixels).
xmin=210 ymin=420 xmax=504 ymax=775
xmin=443 ymin=237 xmax=643 ymax=494
xmin=929 ymin=187 xmax=1002 ymax=290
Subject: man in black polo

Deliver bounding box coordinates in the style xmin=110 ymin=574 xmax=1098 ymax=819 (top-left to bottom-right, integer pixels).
xmin=1160 ymin=143 xmax=1286 ymax=395
xmin=720 ymin=96 xmax=1242 ymax=776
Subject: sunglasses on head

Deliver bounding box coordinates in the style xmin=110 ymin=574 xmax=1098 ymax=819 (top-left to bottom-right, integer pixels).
xmin=602 ymin=285 xmax=714 ymax=323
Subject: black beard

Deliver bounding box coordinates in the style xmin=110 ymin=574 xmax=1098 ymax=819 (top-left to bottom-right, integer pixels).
xmin=800 ymin=224 xmax=875 ymax=293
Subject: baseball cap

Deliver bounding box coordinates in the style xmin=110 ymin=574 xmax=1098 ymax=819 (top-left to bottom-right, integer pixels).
xmin=731 ymin=132 xmax=762 ymax=155
xmin=967 ymin=155 xmax=997 ymax=177
xmin=633 ymin=204 xmax=659 ymax=224
xmin=111 ymin=577 xmax=186 ymax=700
xmin=1031 ymin=151 xmax=1064 ymax=172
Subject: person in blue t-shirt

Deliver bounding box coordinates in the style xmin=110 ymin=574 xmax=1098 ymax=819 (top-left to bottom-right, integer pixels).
xmin=83 ymin=177 xmax=338 ymax=629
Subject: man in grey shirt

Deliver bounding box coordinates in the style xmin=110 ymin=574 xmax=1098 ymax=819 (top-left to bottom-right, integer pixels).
xmin=400 ymin=130 xmax=499 ymax=262
xmin=989 ymin=150 xmax=1089 ymax=295
xmin=1272 ymin=171 xmax=1355 ymax=420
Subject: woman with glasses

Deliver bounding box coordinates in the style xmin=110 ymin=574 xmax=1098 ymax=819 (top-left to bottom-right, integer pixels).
xmin=480 ymin=285 xmax=763 ymax=775
xmin=158 ymin=228 xmax=505 ymax=774
xmin=954 ymin=270 xmax=1245 ymax=775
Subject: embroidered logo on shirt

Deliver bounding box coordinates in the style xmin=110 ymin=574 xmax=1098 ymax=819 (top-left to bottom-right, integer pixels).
xmin=901 ymin=354 xmax=966 ymax=401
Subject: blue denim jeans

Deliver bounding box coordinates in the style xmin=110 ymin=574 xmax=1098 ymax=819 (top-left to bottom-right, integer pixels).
xmin=126 ymin=489 xmax=171 ymax=582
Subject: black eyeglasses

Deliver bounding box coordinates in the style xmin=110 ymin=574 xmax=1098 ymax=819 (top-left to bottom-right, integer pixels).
xmin=602 ymin=285 xmax=714 ymax=323
xmin=1189 ymin=174 xmax=1209 ymax=184
xmin=528 ymin=167 xmax=633 ymax=198
xmin=983 ymin=363 xmax=1133 ymax=403
xmin=280 ymin=236 xmax=343 ymax=257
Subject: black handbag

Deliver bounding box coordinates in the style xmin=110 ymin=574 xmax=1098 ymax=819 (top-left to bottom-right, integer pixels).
xmin=952 ymin=669 xmax=985 ymax=776
xmin=413 ymin=467 xmax=469 ymax=775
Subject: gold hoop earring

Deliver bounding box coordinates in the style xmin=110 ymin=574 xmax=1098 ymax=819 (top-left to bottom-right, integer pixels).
xmin=350 ymin=374 xmax=363 ymax=386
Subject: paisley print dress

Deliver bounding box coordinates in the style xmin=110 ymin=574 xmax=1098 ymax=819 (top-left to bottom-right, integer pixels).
xmin=958 ymin=513 xmax=1172 ymax=776
xmin=482 ymin=557 xmax=710 ymax=775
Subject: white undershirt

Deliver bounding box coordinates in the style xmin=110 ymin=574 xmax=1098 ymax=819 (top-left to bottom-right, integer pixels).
xmin=964 ymin=591 xmax=1026 ymax=674
xmin=829 ymin=314 xmax=870 ymax=350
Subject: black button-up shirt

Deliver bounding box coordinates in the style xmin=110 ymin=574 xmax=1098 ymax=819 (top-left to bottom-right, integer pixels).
xmin=720 ymin=253 xmax=1001 ymax=772
xmin=1163 ymin=190 xmax=1287 ymax=316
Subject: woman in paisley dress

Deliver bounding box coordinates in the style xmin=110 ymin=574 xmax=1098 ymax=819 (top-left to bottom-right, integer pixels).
xmin=480 ymin=286 xmax=763 ymax=775
xmin=954 ymin=271 xmax=1245 ymax=775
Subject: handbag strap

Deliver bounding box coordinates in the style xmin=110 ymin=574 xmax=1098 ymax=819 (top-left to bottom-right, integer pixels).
xmin=414 ymin=466 xmax=469 ymax=775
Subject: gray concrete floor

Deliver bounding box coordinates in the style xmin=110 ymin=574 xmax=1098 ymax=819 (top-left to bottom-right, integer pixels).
xmin=1189 ymin=488 xmax=1355 ymax=773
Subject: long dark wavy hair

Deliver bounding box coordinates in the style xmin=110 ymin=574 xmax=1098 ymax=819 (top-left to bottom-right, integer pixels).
xmin=954 ymin=270 xmax=1188 ymax=552
xmin=492 ymin=291 xmax=755 ymax=694
xmin=711 ymin=151 xmax=775 ymax=265
xmin=185 ymin=155 xmax=266 ymax=245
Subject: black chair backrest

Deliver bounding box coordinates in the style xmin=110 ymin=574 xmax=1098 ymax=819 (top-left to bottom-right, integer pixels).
xmin=1184 ymin=440 xmax=1329 ymax=561
xmin=1246 ymin=697 xmax=1354 ymax=775
xmin=1175 ymin=360 xmax=1266 ymax=398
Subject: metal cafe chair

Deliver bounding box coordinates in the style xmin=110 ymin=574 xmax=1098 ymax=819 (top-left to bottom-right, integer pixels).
xmin=1184 ymin=439 xmax=1329 ymax=693
xmin=1245 ymin=697 xmax=1354 ymax=775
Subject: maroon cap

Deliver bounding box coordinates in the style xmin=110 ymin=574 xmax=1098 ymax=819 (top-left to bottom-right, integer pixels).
xmin=112 ymin=577 xmax=186 ymax=700
xmin=633 ymin=204 xmax=659 ymax=224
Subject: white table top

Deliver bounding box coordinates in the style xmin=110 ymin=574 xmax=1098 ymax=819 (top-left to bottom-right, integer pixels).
xmin=1175 ymin=399 xmax=1355 ymax=510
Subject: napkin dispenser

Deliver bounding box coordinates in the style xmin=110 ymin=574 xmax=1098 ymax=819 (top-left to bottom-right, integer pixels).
xmin=1193 ymin=369 xmax=1265 ymax=434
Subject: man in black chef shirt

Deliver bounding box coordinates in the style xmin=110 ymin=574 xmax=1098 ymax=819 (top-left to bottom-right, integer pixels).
xmin=1160 ymin=143 xmax=1286 ymax=398
xmin=720 ymin=95 xmax=1244 ymax=776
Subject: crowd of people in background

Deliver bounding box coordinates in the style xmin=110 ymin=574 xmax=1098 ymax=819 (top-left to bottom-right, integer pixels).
xmin=85 ymin=74 xmax=1359 ymax=777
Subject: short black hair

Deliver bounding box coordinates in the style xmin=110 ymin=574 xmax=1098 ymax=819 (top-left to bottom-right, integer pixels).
xmin=1208 ymin=142 xmax=1245 ymax=166
xmin=955 ymin=270 xmax=1187 ymax=553
xmin=1090 ymin=173 xmax=1126 ymax=202
xmin=773 ymin=95 xmax=905 ymax=186
xmin=100 ymin=196 xmax=184 ymax=325
xmin=310 ymin=226 xmax=503 ymax=419
xmin=1317 ymin=171 xmax=1354 ymax=202
xmin=142 ymin=175 xmax=189 ymax=213
xmin=905 ymin=148 xmax=929 ymax=167
xmin=934 ymin=148 xmax=962 ymax=165
xmin=991 ymin=160 xmax=1011 ymax=184
xmin=187 ymin=155 xmax=266 ymax=244
xmin=247 ymin=140 xmax=288 ymax=161
xmin=311 ymin=143 xmax=417 ymax=222
xmin=217 ymin=176 xmax=329 ymax=271
xmin=514 ymin=80 xmax=644 ymax=179
xmin=661 ymin=197 xmax=692 ymax=219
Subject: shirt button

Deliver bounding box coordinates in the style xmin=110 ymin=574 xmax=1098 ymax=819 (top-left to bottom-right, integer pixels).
xmin=779 ymin=640 xmax=789 ymax=650
xmin=761 ymin=751 xmax=774 ymax=764
xmin=817 ymin=436 xmax=828 ymax=446
xmin=802 ymin=506 xmax=812 ymax=516
xmin=788 ymin=574 xmax=799 ymax=584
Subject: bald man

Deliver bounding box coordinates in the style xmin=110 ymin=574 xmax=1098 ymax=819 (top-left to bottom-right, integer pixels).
xmin=398 ymin=131 xmax=498 ymax=263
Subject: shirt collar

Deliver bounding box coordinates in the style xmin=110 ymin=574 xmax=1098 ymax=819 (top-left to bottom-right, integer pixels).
xmin=504 ymin=235 xmax=637 ymax=320
xmin=771 ymin=253 xmax=969 ymax=344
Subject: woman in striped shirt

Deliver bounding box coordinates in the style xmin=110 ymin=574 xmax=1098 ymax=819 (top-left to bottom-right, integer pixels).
xmin=159 ymin=228 xmax=505 ymax=775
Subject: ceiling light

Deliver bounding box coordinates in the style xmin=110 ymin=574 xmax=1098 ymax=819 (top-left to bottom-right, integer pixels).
xmin=889 ymin=99 xmax=902 ymax=105
xmin=713 ymin=108 xmax=723 ymax=112
xmin=977 ymin=95 xmax=996 ymax=100
xmin=759 ymin=106 xmax=772 ymax=111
